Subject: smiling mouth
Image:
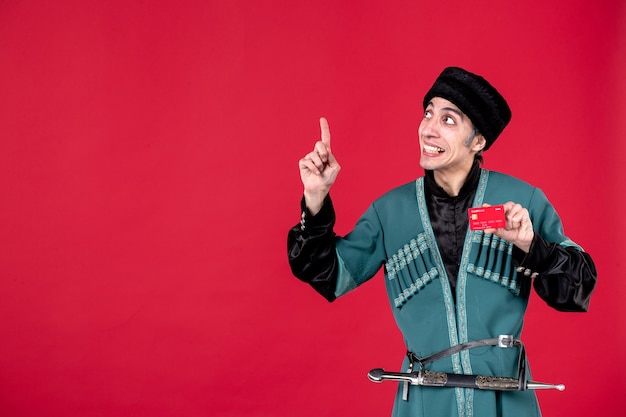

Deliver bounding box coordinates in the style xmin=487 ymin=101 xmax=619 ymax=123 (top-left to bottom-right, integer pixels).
xmin=424 ymin=144 xmax=445 ymax=153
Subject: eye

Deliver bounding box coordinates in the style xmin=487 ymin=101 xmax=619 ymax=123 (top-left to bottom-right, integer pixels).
xmin=443 ymin=116 xmax=455 ymax=125
xmin=424 ymin=110 xmax=432 ymax=119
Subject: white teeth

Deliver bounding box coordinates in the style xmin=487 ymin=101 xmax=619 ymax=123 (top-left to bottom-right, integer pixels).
xmin=424 ymin=145 xmax=444 ymax=153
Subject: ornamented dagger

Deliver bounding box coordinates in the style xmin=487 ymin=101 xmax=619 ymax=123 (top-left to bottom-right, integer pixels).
xmin=368 ymin=368 xmax=565 ymax=391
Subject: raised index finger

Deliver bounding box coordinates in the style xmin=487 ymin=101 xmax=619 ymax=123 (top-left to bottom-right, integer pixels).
xmin=320 ymin=117 xmax=331 ymax=150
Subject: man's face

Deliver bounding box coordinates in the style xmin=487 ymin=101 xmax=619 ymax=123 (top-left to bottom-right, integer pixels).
xmin=418 ymin=97 xmax=484 ymax=174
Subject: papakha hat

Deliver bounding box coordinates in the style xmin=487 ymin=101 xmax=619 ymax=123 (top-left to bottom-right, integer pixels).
xmin=423 ymin=67 xmax=511 ymax=150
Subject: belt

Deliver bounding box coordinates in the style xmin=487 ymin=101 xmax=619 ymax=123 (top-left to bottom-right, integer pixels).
xmin=367 ymin=335 xmax=564 ymax=400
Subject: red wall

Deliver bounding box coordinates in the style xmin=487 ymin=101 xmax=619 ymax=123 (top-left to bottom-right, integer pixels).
xmin=1 ymin=1 xmax=624 ymax=416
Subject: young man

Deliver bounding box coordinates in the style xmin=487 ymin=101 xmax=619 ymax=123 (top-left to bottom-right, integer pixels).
xmin=287 ymin=67 xmax=597 ymax=417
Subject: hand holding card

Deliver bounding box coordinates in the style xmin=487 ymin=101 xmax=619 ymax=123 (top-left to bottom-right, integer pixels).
xmin=470 ymin=202 xmax=534 ymax=253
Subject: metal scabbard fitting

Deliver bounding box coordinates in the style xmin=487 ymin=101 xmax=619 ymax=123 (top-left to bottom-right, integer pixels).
xmin=367 ymin=335 xmax=565 ymax=399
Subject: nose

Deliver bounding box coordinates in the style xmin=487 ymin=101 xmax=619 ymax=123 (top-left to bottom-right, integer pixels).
xmin=419 ymin=117 xmax=436 ymax=138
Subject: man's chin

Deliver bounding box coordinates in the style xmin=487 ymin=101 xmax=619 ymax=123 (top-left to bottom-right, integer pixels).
xmin=419 ymin=158 xmax=438 ymax=171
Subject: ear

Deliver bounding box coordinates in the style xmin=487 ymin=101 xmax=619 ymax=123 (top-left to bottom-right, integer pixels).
xmin=472 ymin=134 xmax=486 ymax=152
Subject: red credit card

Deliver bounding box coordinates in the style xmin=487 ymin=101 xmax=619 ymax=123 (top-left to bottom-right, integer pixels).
xmin=468 ymin=205 xmax=506 ymax=231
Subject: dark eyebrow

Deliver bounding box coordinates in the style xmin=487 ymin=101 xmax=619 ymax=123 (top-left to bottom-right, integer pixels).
xmin=441 ymin=106 xmax=465 ymax=119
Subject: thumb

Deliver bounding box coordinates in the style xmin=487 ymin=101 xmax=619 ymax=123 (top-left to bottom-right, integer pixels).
xmin=326 ymin=148 xmax=339 ymax=167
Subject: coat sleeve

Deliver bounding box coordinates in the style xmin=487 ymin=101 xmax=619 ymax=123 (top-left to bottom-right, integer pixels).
xmin=513 ymin=234 xmax=597 ymax=311
xmin=287 ymin=195 xmax=339 ymax=302
xmin=512 ymin=188 xmax=598 ymax=312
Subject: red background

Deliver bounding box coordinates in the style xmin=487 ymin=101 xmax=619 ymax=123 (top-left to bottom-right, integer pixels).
xmin=1 ymin=1 xmax=624 ymax=416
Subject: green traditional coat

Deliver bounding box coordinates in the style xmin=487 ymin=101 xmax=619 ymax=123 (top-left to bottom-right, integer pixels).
xmin=333 ymin=170 xmax=581 ymax=417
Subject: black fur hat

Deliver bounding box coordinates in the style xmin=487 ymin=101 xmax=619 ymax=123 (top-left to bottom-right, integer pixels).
xmin=423 ymin=67 xmax=511 ymax=150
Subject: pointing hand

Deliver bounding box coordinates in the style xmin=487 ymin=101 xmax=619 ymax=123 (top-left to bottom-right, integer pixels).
xmin=298 ymin=117 xmax=341 ymax=215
